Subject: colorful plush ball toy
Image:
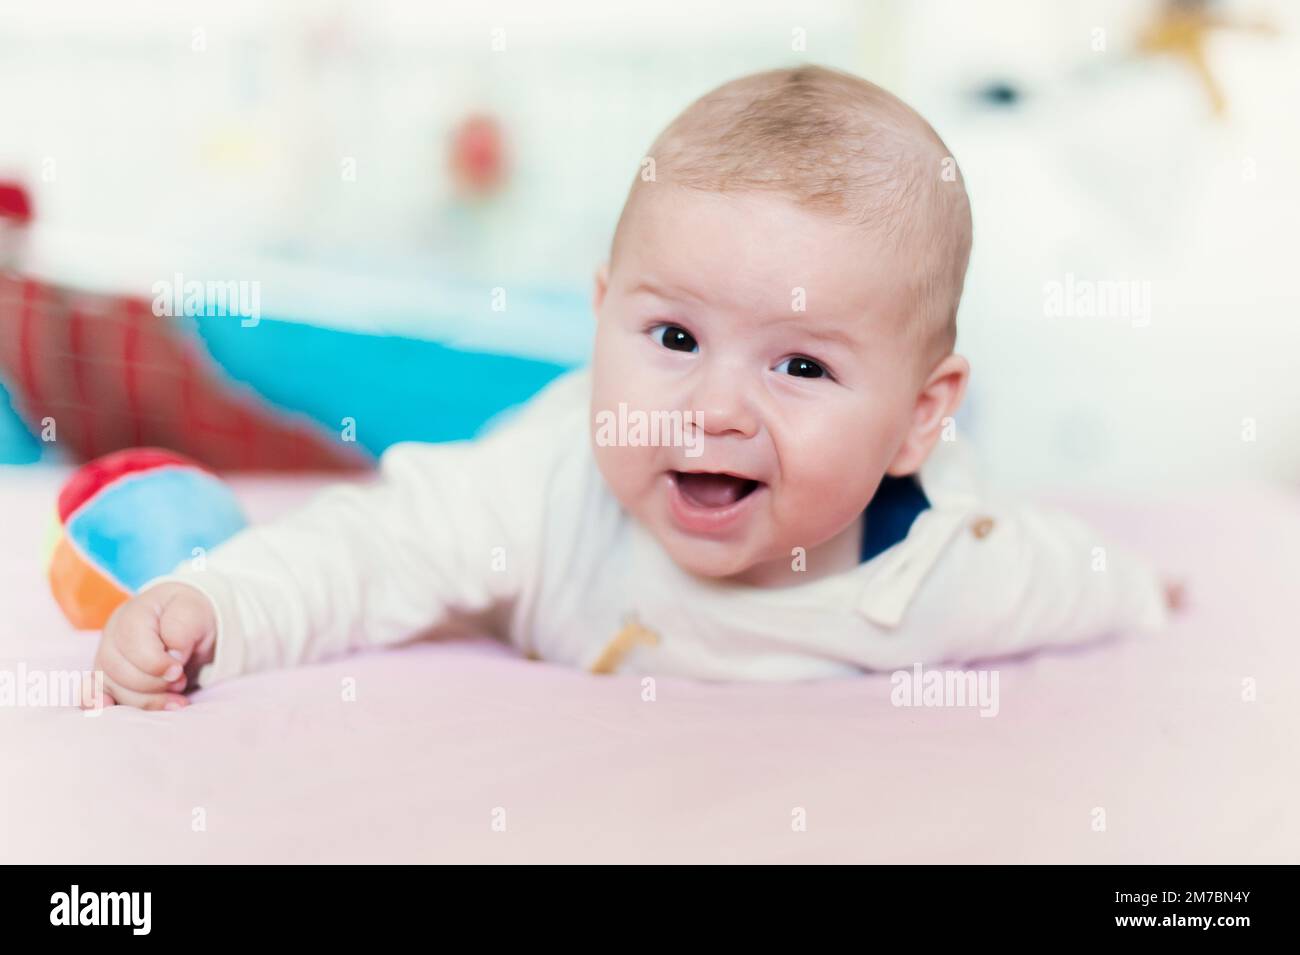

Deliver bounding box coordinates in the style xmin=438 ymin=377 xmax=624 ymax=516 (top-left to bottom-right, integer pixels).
xmin=46 ymin=448 xmax=246 ymax=629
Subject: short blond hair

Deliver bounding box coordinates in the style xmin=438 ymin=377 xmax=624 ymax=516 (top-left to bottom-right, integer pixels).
xmin=611 ymin=65 xmax=972 ymax=359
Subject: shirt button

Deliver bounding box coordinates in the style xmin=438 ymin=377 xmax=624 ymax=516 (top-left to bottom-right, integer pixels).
xmin=971 ymin=516 xmax=995 ymax=539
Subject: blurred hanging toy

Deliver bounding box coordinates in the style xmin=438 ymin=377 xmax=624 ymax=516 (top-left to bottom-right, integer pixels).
xmin=449 ymin=113 xmax=508 ymax=197
xmin=1137 ymin=0 xmax=1278 ymax=116
xmin=0 ymin=181 xmax=32 ymax=269
xmin=46 ymin=448 xmax=247 ymax=629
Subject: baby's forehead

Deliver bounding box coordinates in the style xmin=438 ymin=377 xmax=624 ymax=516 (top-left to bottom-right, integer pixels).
xmin=619 ymin=186 xmax=916 ymax=300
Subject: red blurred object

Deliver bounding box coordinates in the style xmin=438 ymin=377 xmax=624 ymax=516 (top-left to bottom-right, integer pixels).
xmin=449 ymin=114 xmax=507 ymax=196
xmin=0 ymin=273 xmax=370 ymax=472
xmin=0 ymin=181 xmax=33 ymax=224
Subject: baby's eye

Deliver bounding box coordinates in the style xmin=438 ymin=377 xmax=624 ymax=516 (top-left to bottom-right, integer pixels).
xmin=651 ymin=324 xmax=699 ymax=353
xmin=775 ymin=356 xmax=828 ymax=379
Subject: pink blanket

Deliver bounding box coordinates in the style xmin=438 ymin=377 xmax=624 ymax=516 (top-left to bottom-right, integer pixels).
xmin=2 ymin=467 xmax=1297 ymax=863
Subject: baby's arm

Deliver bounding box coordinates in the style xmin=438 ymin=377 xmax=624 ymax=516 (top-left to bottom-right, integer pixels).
xmin=87 ymin=374 xmax=582 ymax=709
xmin=176 ymin=438 xmax=535 ymax=687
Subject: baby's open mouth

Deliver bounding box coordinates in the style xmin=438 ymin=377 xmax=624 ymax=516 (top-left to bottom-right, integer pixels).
xmin=671 ymin=470 xmax=762 ymax=508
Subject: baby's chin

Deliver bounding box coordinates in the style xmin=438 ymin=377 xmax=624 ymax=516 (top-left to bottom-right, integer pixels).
xmin=652 ymin=529 xmax=773 ymax=581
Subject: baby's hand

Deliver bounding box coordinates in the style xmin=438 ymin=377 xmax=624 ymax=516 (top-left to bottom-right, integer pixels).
xmin=84 ymin=582 xmax=217 ymax=711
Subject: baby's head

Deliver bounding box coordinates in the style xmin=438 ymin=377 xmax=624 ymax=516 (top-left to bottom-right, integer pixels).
xmin=589 ymin=65 xmax=973 ymax=584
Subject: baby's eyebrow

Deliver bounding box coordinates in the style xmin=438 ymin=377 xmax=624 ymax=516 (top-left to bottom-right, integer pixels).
xmin=628 ymin=279 xmax=704 ymax=305
xmin=769 ymin=317 xmax=860 ymax=349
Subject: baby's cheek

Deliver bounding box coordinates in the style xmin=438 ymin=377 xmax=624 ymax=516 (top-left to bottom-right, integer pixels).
xmin=592 ymin=440 xmax=658 ymax=513
xmin=771 ymin=431 xmax=883 ymax=539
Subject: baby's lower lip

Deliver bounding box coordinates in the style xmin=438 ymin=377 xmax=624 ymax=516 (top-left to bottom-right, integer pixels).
xmin=665 ymin=471 xmax=766 ymax=536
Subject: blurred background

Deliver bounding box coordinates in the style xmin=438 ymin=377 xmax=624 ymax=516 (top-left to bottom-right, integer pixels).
xmin=1 ymin=0 xmax=1297 ymax=491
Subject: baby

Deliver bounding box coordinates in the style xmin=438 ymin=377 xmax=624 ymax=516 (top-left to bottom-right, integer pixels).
xmin=90 ymin=65 xmax=1170 ymax=710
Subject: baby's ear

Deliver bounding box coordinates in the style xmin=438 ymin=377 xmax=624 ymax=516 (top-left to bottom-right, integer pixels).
xmin=592 ymin=262 xmax=610 ymax=315
xmin=887 ymin=353 xmax=970 ymax=476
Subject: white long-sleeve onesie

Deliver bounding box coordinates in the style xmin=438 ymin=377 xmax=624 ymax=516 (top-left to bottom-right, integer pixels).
xmin=153 ymin=368 xmax=1168 ymax=686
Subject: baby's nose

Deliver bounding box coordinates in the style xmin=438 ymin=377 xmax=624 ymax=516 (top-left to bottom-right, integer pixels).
xmin=688 ymin=375 xmax=759 ymax=439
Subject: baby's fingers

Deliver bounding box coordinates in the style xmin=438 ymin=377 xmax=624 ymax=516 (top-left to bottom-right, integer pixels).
xmin=155 ymin=589 xmax=216 ymax=667
xmin=116 ymin=609 xmax=184 ymax=681
xmin=99 ymin=638 xmax=178 ymax=694
xmin=100 ymin=673 xmax=188 ymax=712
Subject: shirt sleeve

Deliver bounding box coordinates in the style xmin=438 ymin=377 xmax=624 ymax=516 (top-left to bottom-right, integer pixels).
xmin=908 ymin=502 xmax=1171 ymax=663
xmin=145 ymin=370 xmax=587 ymax=688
